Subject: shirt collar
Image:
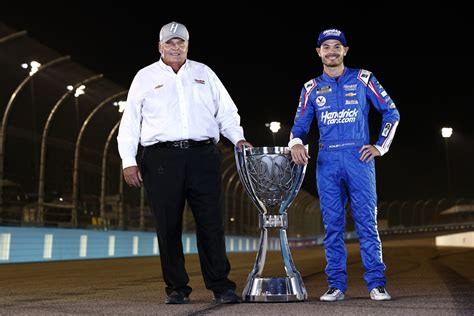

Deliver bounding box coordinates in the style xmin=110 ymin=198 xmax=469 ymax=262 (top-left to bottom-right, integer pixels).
xmin=158 ymin=58 xmax=188 ymax=74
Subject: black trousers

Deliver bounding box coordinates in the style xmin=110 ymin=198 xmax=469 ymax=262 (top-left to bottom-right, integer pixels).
xmin=141 ymin=143 xmax=236 ymax=296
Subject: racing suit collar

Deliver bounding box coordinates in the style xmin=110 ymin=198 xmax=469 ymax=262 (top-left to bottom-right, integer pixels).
xmin=322 ymin=67 xmax=348 ymax=82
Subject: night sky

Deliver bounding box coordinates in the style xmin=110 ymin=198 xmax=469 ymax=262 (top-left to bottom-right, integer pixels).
xmin=1 ymin=3 xmax=473 ymax=200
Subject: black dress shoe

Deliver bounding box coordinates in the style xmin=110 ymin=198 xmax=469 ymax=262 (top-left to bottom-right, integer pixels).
xmin=212 ymin=289 xmax=241 ymax=304
xmin=165 ymin=291 xmax=189 ymax=304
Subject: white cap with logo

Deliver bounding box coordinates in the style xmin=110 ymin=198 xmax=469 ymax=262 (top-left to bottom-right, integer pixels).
xmin=159 ymin=21 xmax=189 ymax=42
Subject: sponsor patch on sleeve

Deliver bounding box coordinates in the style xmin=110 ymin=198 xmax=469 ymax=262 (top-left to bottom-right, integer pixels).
xmin=304 ymin=79 xmax=315 ymax=92
xmin=357 ymin=69 xmax=371 ymax=85
xmin=382 ymin=122 xmax=392 ymax=137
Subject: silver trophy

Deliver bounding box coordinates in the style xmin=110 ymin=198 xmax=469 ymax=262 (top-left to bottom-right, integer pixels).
xmin=234 ymin=145 xmax=308 ymax=302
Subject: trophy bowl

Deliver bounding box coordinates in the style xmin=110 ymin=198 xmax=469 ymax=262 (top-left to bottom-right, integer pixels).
xmin=234 ymin=145 xmax=308 ymax=302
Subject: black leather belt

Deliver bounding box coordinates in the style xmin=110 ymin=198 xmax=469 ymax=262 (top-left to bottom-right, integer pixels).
xmin=151 ymin=139 xmax=213 ymax=149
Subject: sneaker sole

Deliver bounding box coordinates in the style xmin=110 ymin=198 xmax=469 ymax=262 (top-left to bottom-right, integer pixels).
xmin=370 ymin=296 xmax=391 ymax=301
xmin=320 ymin=294 xmax=344 ymax=302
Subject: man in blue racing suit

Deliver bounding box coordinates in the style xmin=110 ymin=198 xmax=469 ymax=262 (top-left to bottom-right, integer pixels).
xmin=289 ymin=28 xmax=400 ymax=301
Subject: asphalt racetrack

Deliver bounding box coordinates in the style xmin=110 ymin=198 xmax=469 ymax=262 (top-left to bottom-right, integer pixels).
xmin=1 ymin=234 xmax=473 ymax=315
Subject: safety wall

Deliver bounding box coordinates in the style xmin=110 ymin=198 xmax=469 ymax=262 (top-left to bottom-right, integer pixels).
xmin=0 ymin=226 xmax=276 ymax=264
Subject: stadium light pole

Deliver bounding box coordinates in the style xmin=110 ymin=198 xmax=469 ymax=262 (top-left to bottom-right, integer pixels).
xmin=441 ymin=127 xmax=453 ymax=198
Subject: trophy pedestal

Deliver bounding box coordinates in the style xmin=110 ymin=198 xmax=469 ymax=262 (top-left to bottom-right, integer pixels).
xmin=243 ymin=276 xmax=307 ymax=302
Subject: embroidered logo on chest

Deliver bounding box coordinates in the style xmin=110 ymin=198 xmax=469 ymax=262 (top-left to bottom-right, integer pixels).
xmin=316 ymin=96 xmax=326 ymax=107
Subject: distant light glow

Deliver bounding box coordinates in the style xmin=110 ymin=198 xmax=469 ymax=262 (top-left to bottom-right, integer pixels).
xmin=441 ymin=127 xmax=453 ymax=138
xmin=268 ymin=121 xmax=281 ymax=133
xmin=22 ymin=60 xmax=41 ymax=76
xmin=30 ymin=61 xmax=41 ymax=68
xmin=74 ymin=85 xmax=86 ymax=97
xmin=67 ymin=85 xmax=74 ymax=91
xmin=113 ymin=100 xmax=127 ymax=112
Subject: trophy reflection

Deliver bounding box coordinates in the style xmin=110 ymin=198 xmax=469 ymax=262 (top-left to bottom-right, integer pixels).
xmin=234 ymin=145 xmax=308 ymax=302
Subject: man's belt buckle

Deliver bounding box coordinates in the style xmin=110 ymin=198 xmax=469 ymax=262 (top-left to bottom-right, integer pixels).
xmin=177 ymin=140 xmax=190 ymax=149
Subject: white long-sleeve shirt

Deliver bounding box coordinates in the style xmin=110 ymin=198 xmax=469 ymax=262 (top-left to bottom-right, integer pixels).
xmin=117 ymin=59 xmax=245 ymax=168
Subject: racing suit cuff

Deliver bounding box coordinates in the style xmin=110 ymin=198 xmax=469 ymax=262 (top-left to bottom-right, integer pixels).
xmin=288 ymin=138 xmax=303 ymax=149
xmin=374 ymin=145 xmax=386 ymax=156
xmin=122 ymin=157 xmax=137 ymax=169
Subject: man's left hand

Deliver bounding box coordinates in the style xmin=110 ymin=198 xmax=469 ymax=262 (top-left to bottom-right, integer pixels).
xmin=359 ymin=144 xmax=381 ymax=162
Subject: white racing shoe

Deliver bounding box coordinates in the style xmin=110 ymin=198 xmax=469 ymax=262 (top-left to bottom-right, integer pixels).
xmin=320 ymin=287 xmax=345 ymax=301
xmin=370 ymin=286 xmax=392 ymax=301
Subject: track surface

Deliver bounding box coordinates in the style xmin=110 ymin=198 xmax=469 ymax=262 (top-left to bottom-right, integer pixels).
xmin=1 ymin=234 xmax=473 ymax=315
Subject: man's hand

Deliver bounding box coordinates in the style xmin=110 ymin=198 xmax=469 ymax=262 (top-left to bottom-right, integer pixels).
xmin=236 ymin=139 xmax=253 ymax=149
xmin=123 ymin=166 xmax=142 ymax=187
xmin=291 ymin=144 xmax=310 ymax=165
xmin=359 ymin=145 xmax=381 ymax=162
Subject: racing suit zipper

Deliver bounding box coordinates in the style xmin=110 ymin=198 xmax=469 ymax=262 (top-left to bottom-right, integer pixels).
xmin=336 ymin=79 xmax=341 ymax=140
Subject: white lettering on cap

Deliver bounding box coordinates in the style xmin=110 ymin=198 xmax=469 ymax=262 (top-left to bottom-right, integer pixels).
xmin=323 ymin=29 xmax=342 ymax=37
xmin=170 ymin=23 xmax=178 ymax=33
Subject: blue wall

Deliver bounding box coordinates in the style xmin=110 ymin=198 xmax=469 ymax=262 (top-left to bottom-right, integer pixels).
xmin=0 ymin=226 xmax=275 ymax=264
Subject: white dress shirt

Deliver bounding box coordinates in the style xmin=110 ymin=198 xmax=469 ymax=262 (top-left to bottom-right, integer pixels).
xmin=117 ymin=59 xmax=245 ymax=168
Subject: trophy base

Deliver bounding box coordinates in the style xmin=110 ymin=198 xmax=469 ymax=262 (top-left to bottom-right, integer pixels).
xmin=243 ymin=276 xmax=307 ymax=302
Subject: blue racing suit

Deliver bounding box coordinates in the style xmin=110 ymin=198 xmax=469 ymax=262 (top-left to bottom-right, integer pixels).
xmin=290 ymin=67 xmax=400 ymax=293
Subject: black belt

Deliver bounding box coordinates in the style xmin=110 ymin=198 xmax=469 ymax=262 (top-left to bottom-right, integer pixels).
xmin=151 ymin=139 xmax=213 ymax=149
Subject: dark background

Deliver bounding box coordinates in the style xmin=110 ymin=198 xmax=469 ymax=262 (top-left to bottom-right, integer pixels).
xmin=1 ymin=2 xmax=472 ymax=200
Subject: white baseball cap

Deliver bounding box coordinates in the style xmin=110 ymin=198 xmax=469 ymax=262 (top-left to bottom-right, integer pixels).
xmin=159 ymin=21 xmax=189 ymax=42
